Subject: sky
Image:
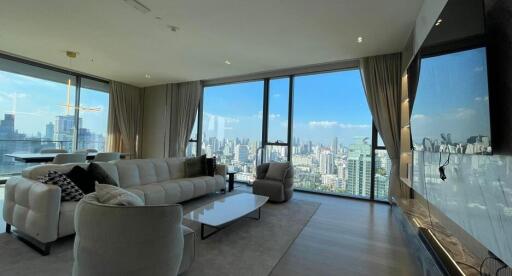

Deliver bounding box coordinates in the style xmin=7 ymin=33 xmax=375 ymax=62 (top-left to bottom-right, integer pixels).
xmin=411 ymin=47 xmax=491 ymax=145
xmin=203 ymin=69 xmax=373 ymax=146
xmin=0 ymin=70 xmax=109 ymax=137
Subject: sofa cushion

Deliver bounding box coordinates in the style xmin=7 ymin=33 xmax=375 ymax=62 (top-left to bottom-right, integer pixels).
xmin=184 ymin=155 xmax=207 ymax=178
xmin=88 ymin=162 xmax=118 ymax=186
xmin=95 ymin=183 xmax=145 ymax=206
xmin=66 ymin=166 xmax=96 ymax=194
xmin=265 ymin=162 xmax=289 ymax=181
xmin=22 ymin=163 xmax=88 ymax=180
xmin=39 ymin=171 xmax=84 ymax=202
xmin=167 ymin=157 xmax=186 ymax=179
xmin=206 ymin=157 xmax=217 ymax=177
xmin=127 ymin=183 xmax=167 ymax=205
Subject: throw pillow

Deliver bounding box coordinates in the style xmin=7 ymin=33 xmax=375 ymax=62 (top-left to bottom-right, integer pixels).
xmin=206 ymin=157 xmax=217 ymax=177
xmin=88 ymin=162 xmax=117 ymax=186
xmin=95 ymin=183 xmax=144 ymax=206
xmin=184 ymin=154 xmax=207 ymax=177
xmin=265 ymin=162 xmax=289 ymax=181
xmin=66 ymin=166 xmax=96 ymax=194
xmin=39 ymin=171 xmax=85 ymax=201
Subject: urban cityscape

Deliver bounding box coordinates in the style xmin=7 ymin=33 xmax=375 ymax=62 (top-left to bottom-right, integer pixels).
xmin=0 ymin=113 xmax=106 ymax=176
xmin=188 ymin=135 xmax=391 ymax=200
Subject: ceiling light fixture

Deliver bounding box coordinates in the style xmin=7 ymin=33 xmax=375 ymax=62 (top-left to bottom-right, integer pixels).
xmin=435 ymin=18 xmax=443 ymax=26
xmin=167 ymin=25 xmax=179 ymax=32
xmin=145 ymin=74 xmax=151 ymax=79
xmin=357 ymin=36 xmax=363 ymax=43
xmin=224 ymin=60 xmax=231 ymax=65
xmin=123 ymin=0 xmax=151 ymax=14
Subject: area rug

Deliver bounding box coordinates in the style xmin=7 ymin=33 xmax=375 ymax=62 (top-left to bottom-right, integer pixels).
xmin=0 ymin=191 xmax=319 ymax=276
xmin=182 ymin=192 xmax=320 ymax=276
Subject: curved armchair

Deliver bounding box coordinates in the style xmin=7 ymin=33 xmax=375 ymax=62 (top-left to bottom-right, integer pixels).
xmin=73 ymin=194 xmax=184 ymax=276
xmin=252 ymin=162 xmax=294 ymax=203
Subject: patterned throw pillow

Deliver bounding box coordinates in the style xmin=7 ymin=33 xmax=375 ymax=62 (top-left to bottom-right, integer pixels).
xmin=39 ymin=170 xmax=85 ymax=201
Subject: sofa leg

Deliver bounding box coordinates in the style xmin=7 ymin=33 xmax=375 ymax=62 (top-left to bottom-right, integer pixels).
xmin=41 ymin=243 xmax=51 ymax=256
xmin=5 ymin=224 xmax=11 ymax=233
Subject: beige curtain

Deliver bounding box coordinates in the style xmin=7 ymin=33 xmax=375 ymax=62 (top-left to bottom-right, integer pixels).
xmin=164 ymin=81 xmax=202 ymax=157
xmin=107 ymin=81 xmax=144 ymax=159
xmin=360 ymin=53 xmax=402 ymax=202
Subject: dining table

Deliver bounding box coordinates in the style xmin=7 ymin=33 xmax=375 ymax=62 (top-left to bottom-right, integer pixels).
xmin=4 ymin=152 xmax=127 ymax=163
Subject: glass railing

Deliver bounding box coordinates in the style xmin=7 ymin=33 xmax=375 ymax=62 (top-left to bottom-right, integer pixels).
xmin=0 ymin=139 xmax=72 ymax=177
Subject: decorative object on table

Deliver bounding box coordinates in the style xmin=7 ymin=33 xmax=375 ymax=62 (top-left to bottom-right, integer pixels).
xmin=252 ymin=162 xmax=294 ymax=203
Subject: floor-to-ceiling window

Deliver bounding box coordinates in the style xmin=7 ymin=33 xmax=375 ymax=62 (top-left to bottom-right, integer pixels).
xmin=292 ymin=69 xmax=373 ymax=197
xmin=0 ymin=56 xmax=109 ymax=178
xmin=77 ymin=78 xmax=109 ymax=152
xmin=196 ymin=67 xmax=390 ymax=200
xmin=202 ymin=81 xmax=264 ymax=182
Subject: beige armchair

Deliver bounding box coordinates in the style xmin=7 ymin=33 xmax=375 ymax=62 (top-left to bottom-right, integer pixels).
xmin=73 ymin=194 xmax=193 ymax=276
xmin=252 ymin=162 xmax=294 ymax=203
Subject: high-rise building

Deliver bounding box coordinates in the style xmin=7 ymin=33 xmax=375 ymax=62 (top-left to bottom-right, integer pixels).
xmin=235 ymin=145 xmax=249 ymax=162
xmin=346 ymin=139 xmax=372 ymax=197
xmin=0 ymin=114 xmax=15 ymax=139
xmin=45 ymin=122 xmax=54 ymax=141
xmin=331 ymin=137 xmax=338 ymax=154
xmin=320 ymin=151 xmax=334 ymax=174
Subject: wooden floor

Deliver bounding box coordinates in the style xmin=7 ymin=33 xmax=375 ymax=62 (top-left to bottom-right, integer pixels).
xmin=238 ymin=186 xmax=421 ymax=276
xmin=0 ymin=184 xmax=421 ymax=275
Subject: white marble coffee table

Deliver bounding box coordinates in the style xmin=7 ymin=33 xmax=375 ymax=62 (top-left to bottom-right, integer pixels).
xmin=184 ymin=193 xmax=269 ymax=239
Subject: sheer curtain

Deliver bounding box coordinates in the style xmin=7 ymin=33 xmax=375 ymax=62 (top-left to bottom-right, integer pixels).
xmin=360 ymin=53 xmax=402 ymax=202
xmin=164 ymin=81 xmax=202 ymax=157
xmin=107 ymin=81 xmax=144 ymax=159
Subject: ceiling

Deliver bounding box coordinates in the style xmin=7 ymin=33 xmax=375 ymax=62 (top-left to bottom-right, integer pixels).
xmin=0 ymin=0 xmax=424 ymax=87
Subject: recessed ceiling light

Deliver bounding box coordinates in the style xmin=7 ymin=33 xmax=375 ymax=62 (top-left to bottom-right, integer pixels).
xmin=155 ymin=16 xmax=162 ymax=20
xmin=357 ymin=36 xmax=363 ymax=43
xmin=145 ymin=74 xmax=151 ymax=79
xmin=224 ymin=60 xmax=231 ymax=65
xmin=167 ymin=25 xmax=179 ymax=32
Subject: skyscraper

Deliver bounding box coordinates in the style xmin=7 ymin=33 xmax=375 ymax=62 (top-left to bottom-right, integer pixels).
xmin=45 ymin=122 xmax=54 ymax=141
xmin=331 ymin=137 xmax=338 ymax=154
xmin=0 ymin=114 xmax=15 ymax=139
xmin=320 ymin=151 xmax=334 ymax=174
xmin=346 ymin=139 xmax=372 ymax=197
xmin=235 ymin=144 xmax=249 ymax=162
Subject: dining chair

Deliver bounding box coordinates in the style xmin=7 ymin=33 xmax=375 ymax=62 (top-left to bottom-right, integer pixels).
xmin=53 ymin=153 xmax=87 ymax=164
xmin=93 ymin=152 xmax=121 ymax=162
xmin=40 ymin=148 xmax=68 ymax=154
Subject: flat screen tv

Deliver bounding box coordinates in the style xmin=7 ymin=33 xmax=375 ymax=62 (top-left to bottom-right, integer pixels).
xmin=411 ymin=47 xmax=492 ymax=154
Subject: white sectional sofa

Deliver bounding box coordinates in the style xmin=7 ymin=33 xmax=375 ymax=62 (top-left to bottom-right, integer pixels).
xmin=3 ymin=157 xmax=227 ymax=263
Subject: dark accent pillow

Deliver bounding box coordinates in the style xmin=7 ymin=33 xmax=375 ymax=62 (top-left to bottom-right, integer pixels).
xmin=39 ymin=171 xmax=84 ymax=201
xmin=206 ymin=157 xmax=217 ymax=177
xmin=185 ymin=155 xmax=207 ymax=177
xmin=88 ymin=162 xmax=117 ymax=186
xmin=66 ymin=166 xmax=96 ymax=194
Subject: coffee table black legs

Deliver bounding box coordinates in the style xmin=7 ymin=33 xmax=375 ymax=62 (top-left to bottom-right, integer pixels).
xmin=227 ymin=172 xmax=235 ymax=192
xmin=200 ymin=208 xmax=262 ymax=240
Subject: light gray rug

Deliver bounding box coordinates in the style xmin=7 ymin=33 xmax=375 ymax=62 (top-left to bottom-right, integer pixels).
xmin=0 ymin=191 xmax=319 ymax=276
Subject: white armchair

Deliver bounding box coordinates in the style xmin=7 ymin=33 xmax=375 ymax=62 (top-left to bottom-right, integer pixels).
xmin=73 ymin=194 xmax=185 ymax=276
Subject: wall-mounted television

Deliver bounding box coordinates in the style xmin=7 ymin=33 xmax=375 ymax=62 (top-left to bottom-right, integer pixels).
xmin=410 ymin=47 xmax=492 ymax=154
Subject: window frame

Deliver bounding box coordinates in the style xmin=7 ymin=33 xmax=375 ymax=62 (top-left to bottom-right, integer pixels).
xmin=0 ymin=52 xmax=110 ymax=155
xmin=195 ymin=64 xmax=389 ymax=203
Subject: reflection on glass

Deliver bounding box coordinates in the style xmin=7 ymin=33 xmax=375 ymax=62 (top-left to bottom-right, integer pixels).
xmin=201 ymin=81 xmax=264 ymax=182
xmin=292 ymin=69 xmax=373 ymax=197
xmin=0 ymin=59 xmax=77 ymax=176
xmin=374 ymin=149 xmax=391 ymax=200
xmin=78 ymin=78 xmax=109 ymax=152
xmin=268 ymin=78 xmax=289 ymax=143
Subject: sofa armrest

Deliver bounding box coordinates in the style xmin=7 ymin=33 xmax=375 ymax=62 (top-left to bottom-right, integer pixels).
xmin=3 ymin=176 xmax=61 ymax=243
xmin=215 ymin=164 xmax=227 ymax=177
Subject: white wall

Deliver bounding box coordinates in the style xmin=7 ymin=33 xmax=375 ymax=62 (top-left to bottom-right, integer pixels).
xmin=141 ymin=84 xmax=167 ymax=158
